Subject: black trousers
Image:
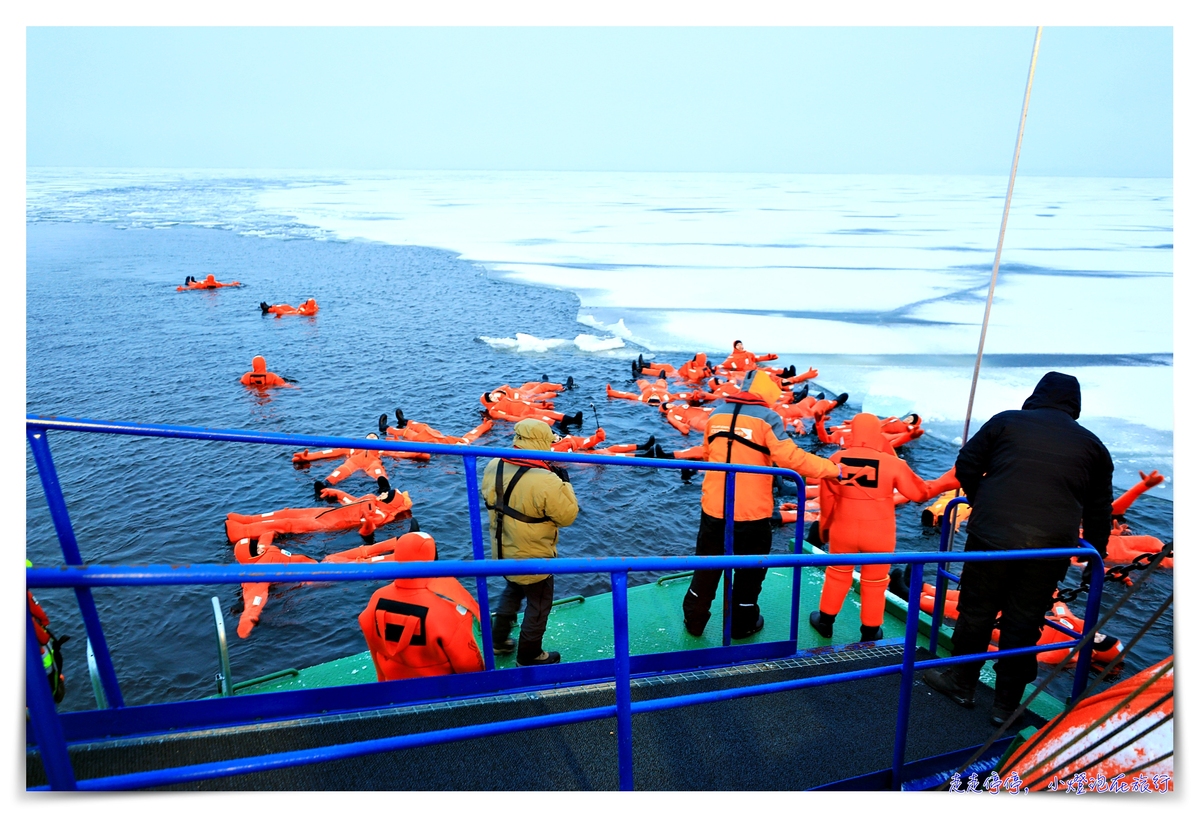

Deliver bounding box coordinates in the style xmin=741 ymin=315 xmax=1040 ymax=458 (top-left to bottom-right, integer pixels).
xmin=950 ymin=534 xmax=1070 ymax=705
xmin=494 ymin=576 xmax=555 ymax=663
xmin=683 ymin=512 xmax=773 ymax=635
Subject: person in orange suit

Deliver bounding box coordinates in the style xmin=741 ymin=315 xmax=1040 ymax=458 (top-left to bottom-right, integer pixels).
xmin=816 ymin=412 xmax=923 ymax=452
xmin=660 ymin=400 xmax=715 ymax=435
xmin=676 ymin=353 xmax=715 ymax=383
xmin=224 ymin=477 xmax=413 ymax=542
xmin=240 ymin=355 xmax=293 ymax=388
xmin=605 ymin=376 xmax=692 ymax=407
xmin=178 ymin=273 xmax=241 ymax=291
xmin=481 ymin=391 xmax=583 ymax=428
xmin=358 ymin=531 xmax=486 ymax=681
xmin=808 ymin=413 xmax=940 ymax=642
xmin=551 ymin=428 xmax=666 ymax=459
xmin=260 ymin=298 xmax=319 ymax=316
xmin=379 ymin=409 xmax=494 ymax=446
xmin=718 ymin=340 xmax=778 ymax=373
xmin=231 ymin=531 xmax=318 ymax=638
xmin=1112 ymin=469 xmax=1165 ymax=517
xmin=632 ymin=354 xmax=680 ymax=379
xmin=778 ymin=391 xmax=848 ymax=433
xmin=309 ymin=433 xmax=387 ymax=493
xmin=683 ymin=370 xmax=840 ymax=639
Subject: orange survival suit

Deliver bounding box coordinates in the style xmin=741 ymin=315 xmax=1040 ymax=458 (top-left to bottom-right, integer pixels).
xmin=232 ymin=532 xmax=318 ymax=638
xmin=358 ymin=532 xmax=486 ymax=680
xmin=224 ymin=478 xmax=413 ymax=542
xmin=178 ymin=273 xmax=240 ymax=291
xmin=813 ymin=413 xmax=937 ymax=639
xmin=481 ymin=391 xmax=566 ymax=424
xmin=240 ymin=355 xmax=289 ymax=388
xmin=718 ymin=341 xmax=779 ymax=374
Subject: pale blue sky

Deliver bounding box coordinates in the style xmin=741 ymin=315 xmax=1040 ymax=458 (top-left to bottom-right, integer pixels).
xmin=26 ymin=26 xmax=1172 ymax=176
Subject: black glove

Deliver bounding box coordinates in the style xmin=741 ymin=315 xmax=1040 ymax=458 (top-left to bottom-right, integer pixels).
xmin=549 ymin=465 xmax=571 ymax=484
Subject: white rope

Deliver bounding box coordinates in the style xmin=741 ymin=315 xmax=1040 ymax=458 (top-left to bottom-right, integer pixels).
xmin=961 ymin=26 xmax=1043 ymax=446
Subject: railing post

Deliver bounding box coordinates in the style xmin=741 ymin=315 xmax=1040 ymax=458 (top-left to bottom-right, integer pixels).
xmin=891 ymin=558 xmax=926 ymax=791
xmin=26 ymin=426 xmax=124 ymax=708
xmin=462 ymin=455 xmax=495 ymax=671
xmin=929 ymin=499 xmax=959 ymax=653
xmin=611 ymin=571 xmax=634 ymax=791
xmin=1071 ymin=544 xmax=1106 ymax=702
xmin=721 ymin=470 xmax=736 ymax=646
xmin=26 ymin=614 xmax=77 ymax=790
xmin=789 ymin=476 xmax=805 ymax=647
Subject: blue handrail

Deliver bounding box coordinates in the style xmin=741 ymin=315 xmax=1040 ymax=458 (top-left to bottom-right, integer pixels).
xmin=25 ymin=416 xmax=1106 ymax=791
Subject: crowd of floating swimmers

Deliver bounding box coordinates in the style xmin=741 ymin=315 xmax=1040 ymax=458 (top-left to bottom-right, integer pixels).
xmin=185 ymin=280 xmax=1169 ymax=672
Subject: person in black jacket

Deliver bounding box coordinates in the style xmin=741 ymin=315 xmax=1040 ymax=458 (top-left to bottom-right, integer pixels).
xmin=923 ymin=372 xmax=1113 ymax=726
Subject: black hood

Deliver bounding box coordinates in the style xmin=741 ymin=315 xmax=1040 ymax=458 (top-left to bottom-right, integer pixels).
xmin=1021 ymin=371 xmax=1081 ymax=419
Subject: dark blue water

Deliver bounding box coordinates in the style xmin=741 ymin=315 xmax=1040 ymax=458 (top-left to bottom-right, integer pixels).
xmin=27 ymin=222 xmax=1173 ymax=712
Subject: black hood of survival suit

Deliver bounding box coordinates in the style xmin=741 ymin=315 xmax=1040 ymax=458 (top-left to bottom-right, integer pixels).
xmin=1021 ymin=371 xmax=1081 ymax=419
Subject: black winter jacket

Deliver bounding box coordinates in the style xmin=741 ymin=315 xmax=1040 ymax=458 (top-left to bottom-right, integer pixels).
xmin=955 ymin=372 xmax=1113 ymax=556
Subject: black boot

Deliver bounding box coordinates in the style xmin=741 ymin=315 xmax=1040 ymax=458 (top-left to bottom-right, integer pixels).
xmin=378 ymin=414 xmax=389 ymax=434
xmin=859 ymin=624 xmax=884 ymax=642
xmin=566 ymin=376 xmax=575 ymax=390
xmin=793 ymin=384 xmax=809 ymax=401
xmin=816 ymin=392 xmax=826 ymax=400
xmin=638 ymin=435 xmax=657 ymax=451
xmin=570 ymin=411 xmax=584 ymax=427
xmin=313 ymin=480 xmax=327 ymax=499
xmin=732 ymin=615 xmax=765 ymax=639
xmin=394 ymin=409 xmax=407 ymax=429
xmin=653 ymin=444 xmax=672 ymax=459
xmin=517 ymin=650 xmax=561 ymax=666
xmin=680 ymin=468 xmax=698 ymax=483
xmin=491 ymin=615 xmax=516 ymax=655
xmin=922 ymin=667 xmax=977 ymax=709
xmin=260 ymin=301 xmax=270 ymax=314
xmin=809 ymin=610 xmax=835 ymax=638
xmin=835 ymin=392 xmax=849 ymax=407
xmin=990 ymin=681 xmax=1025 ymax=726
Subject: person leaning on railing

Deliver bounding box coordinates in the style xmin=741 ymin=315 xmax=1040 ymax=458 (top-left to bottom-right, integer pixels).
xmin=683 ymin=369 xmax=841 ymax=639
xmin=482 ymin=418 xmax=579 ymax=666
xmin=922 ymin=371 xmax=1114 ymax=727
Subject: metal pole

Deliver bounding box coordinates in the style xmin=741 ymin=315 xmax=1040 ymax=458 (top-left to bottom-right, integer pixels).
xmin=26 ymin=615 xmax=78 ymax=790
xmin=1071 ymin=547 xmax=1106 ymax=702
xmin=962 ymin=26 xmax=1043 ymax=444
xmin=891 ymin=560 xmax=927 ymax=790
xmin=612 ymin=572 xmax=634 ymax=791
xmin=722 ymin=472 xmax=736 ymax=646
xmin=26 ymin=426 xmax=124 ymax=708
xmin=462 ymin=455 xmax=495 ymax=671
xmin=789 ymin=476 xmax=806 ymax=646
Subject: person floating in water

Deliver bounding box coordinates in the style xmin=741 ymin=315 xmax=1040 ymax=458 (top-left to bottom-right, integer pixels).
xmin=481 ymin=390 xmax=583 ymax=430
xmin=224 ymin=477 xmax=413 ymax=542
xmin=178 ymin=273 xmax=241 ymax=291
xmin=380 ymin=409 xmax=494 ymax=446
xmin=240 ymin=355 xmax=295 ymax=388
xmin=308 ymin=433 xmax=388 ymax=493
xmin=231 ymin=531 xmax=318 ymax=638
xmin=261 ymin=298 xmax=318 ymax=316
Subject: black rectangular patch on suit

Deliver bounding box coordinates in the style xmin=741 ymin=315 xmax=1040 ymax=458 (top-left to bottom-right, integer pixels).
xmin=840 ymin=456 xmax=880 ymax=488
xmin=376 ymin=598 xmax=428 ymax=645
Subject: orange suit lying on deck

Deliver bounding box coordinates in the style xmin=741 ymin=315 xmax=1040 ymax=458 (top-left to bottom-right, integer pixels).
xmin=358 ymin=531 xmax=486 ymax=680
xmin=815 ymin=413 xmax=938 ymax=635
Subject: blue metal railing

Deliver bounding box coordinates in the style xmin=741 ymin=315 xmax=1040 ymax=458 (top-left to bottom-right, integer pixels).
xmin=25 ymin=416 xmax=1106 ymax=791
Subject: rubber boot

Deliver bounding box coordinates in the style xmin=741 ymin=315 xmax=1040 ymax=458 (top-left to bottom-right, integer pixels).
xmin=394 ymin=409 xmax=407 ymax=429
xmin=378 ymin=414 xmax=389 ymax=435
xmin=860 ymin=624 xmax=884 ymax=642
xmin=809 ymin=610 xmax=836 ymax=638
xmin=260 ymin=301 xmax=270 ymax=314
xmin=566 ymin=376 xmax=575 ymax=390
xmin=313 ymin=480 xmax=327 ymax=499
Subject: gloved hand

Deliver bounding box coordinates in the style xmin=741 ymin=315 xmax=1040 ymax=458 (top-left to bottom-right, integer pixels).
xmin=1139 ymin=470 xmax=1165 ymax=489
xmin=549 ymin=465 xmax=571 ymax=484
